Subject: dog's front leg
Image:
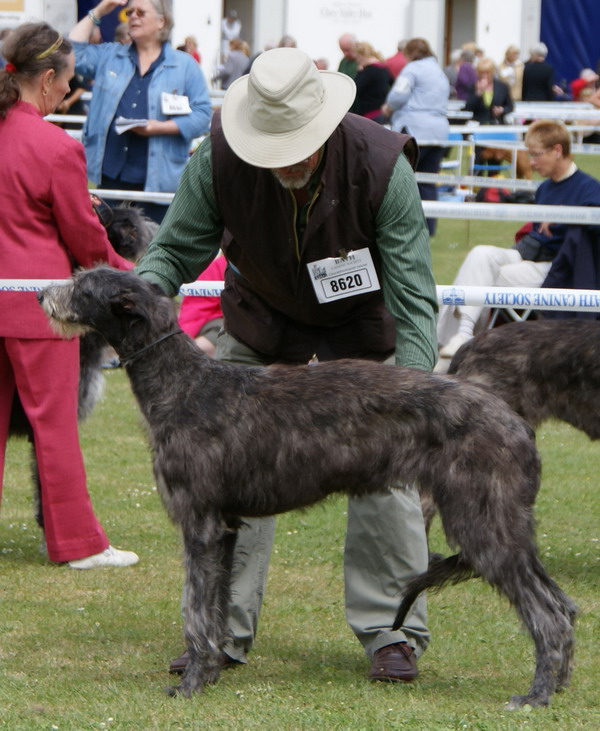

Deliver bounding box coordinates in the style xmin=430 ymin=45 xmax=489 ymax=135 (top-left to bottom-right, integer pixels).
xmin=168 ymin=512 xmax=230 ymax=697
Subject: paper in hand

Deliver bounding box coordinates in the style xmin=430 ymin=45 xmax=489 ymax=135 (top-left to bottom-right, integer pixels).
xmin=115 ymin=116 xmax=149 ymax=135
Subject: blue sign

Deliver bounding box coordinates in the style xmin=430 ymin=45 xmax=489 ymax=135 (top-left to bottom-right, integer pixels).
xmin=441 ymin=287 xmax=466 ymax=306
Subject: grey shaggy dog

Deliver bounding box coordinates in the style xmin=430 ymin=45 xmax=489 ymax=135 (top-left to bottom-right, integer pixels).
xmin=448 ymin=319 xmax=600 ymax=437
xmin=38 ymin=267 xmax=577 ymax=709
xmin=421 ymin=319 xmax=600 ymax=534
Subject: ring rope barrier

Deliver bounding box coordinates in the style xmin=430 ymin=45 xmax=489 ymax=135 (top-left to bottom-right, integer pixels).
xmin=3 ymin=280 xmax=600 ymax=314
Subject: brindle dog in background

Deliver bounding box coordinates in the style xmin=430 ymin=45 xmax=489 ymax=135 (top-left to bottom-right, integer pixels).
xmin=448 ymin=319 xmax=600 ymax=437
xmin=421 ymin=319 xmax=600 ymax=532
xmin=38 ymin=267 xmax=576 ymax=710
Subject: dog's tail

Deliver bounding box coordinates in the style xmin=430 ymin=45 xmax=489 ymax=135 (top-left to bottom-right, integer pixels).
xmin=392 ymin=553 xmax=476 ymax=630
xmin=446 ymin=343 xmax=470 ymax=375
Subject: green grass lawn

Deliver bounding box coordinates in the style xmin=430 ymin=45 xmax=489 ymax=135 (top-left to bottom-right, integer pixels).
xmin=1 ymin=159 xmax=600 ymax=729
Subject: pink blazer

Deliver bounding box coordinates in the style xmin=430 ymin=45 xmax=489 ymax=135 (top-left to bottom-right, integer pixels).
xmin=178 ymin=256 xmax=226 ymax=337
xmin=0 ymin=101 xmax=131 ymax=338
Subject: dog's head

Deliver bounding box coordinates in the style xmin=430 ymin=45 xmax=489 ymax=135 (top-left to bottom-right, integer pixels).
xmin=105 ymin=206 xmax=158 ymax=262
xmin=38 ymin=266 xmax=177 ymax=351
xmin=92 ymin=197 xmax=158 ymax=262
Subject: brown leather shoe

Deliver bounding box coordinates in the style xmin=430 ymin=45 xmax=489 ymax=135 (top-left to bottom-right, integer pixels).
xmin=169 ymin=650 xmax=189 ymax=674
xmin=368 ymin=642 xmax=418 ymax=683
xmin=168 ymin=649 xmax=240 ymax=674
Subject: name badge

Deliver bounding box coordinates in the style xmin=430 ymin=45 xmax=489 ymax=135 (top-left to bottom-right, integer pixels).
xmin=307 ymin=248 xmax=381 ymax=304
xmin=161 ymin=92 xmax=191 ymax=115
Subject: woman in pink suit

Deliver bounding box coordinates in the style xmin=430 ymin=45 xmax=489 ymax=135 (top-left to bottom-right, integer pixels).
xmin=0 ymin=23 xmax=138 ymax=569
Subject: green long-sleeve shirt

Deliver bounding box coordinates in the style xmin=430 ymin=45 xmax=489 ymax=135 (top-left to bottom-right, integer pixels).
xmin=135 ymin=138 xmax=438 ymax=371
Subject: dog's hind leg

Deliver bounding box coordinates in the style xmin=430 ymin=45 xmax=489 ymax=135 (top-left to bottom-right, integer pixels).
xmin=419 ymin=442 xmax=576 ymax=708
xmin=457 ymin=520 xmax=576 ymax=709
xmin=454 ymin=537 xmax=576 ymax=709
xmin=555 ymin=596 xmax=577 ymax=693
xmin=393 ymin=549 xmax=576 ymax=708
xmin=502 ymin=553 xmax=577 ymax=709
xmin=170 ymin=512 xmax=232 ymax=697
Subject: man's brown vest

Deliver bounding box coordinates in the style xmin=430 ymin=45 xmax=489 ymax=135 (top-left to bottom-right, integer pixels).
xmin=211 ymin=111 xmax=418 ymax=362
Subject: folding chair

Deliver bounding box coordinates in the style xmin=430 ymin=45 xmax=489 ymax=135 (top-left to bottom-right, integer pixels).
xmin=487 ymin=306 xmax=535 ymax=329
xmin=438 ymin=131 xmax=470 ymax=201
xmin=469 ymin=130 xmax=519 ymax=178
xmin=441 ymin=130 xmax=465 ymax=173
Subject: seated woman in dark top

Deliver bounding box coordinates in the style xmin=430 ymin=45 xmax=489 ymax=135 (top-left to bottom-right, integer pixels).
xmin=465 ymin=57 xmax=514 ymax=175
xmin=465 ymin=57 xmax=513 ymax=124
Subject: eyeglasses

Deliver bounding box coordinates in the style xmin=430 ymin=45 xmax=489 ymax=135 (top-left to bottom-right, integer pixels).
xmin=527 ymin=148 xmax=551 ymax=159
xmin=125 ymin=8 xmax=148 ymax=18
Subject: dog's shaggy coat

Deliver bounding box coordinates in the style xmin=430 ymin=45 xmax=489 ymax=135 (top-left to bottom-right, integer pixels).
xmin=448 ymin=319 xmax=600 ymax=438
xmin=38 ymin=267 xmax=577 ymax=709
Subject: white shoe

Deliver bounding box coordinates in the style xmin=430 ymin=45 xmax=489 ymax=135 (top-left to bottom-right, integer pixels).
xmin=433 ymin=357 xmax=451 ymax=374
xmin=438 ymin=333 xmax=472 ymax=360
xmin=69 ymin=545 xmax=139 ymax=570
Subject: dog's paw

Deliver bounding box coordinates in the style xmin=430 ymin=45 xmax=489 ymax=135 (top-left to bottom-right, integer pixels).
xmin=165 ymin=683 xmax=199 ymax=698
xmin=165 ymin=684 xmax=180 ymax=698
xmin=506 ymin=693 xmax=550 ymax=711
xmin=203 ymin=667 xmax=222 ymax=685
xmin=166 ymin=670 xmax=216 ymax=698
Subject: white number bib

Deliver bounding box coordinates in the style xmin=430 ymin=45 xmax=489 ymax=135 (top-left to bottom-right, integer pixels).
xmin=161 ymin=92 xmax=192 ymax=115
xmin=307 ymin=248 xmax=381 ymax=304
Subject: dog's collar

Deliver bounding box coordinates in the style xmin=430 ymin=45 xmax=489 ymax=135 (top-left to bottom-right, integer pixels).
xmin=120 ymin=329 xmax=183 ymax=366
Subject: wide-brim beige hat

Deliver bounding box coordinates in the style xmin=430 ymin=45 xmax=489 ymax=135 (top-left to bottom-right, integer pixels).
xmin=221 ymin=47 xmax=356 ymax=168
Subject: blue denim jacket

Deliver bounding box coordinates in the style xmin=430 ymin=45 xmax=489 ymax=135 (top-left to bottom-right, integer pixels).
xmin=73 ymin=41 xmax=211 ymax=193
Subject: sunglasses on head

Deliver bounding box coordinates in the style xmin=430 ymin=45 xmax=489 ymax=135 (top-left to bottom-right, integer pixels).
xmin=125 ymin=7 xmax=148 ymax=18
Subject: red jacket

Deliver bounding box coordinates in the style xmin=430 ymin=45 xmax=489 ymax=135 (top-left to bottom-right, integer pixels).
xmin=0 ymin=101 xmax=131 ymax=338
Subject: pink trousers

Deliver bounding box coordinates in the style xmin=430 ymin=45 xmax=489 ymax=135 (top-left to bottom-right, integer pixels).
xmin=0 ymin=337 xmax=109 ymax=562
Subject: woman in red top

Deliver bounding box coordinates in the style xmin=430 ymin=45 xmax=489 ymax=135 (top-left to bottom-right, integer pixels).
xmin=178 ymin=255 xmax=226 ymax=357
xmin=0 ymin=22 xmax=138 ymax=569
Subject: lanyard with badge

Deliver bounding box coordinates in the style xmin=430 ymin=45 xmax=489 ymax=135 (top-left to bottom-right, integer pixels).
xmin=307 ymin=248 xmax=381 ymax=304
xmin=161 ymin=92 xmax=191 ymax=115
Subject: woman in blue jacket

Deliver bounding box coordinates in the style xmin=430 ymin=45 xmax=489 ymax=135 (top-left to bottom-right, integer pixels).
xmin=383 ymin=38 xmax=449 ymax=236
xmin=69 ymin=0 xmax=211 ymax=222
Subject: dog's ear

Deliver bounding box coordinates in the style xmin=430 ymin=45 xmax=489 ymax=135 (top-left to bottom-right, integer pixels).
xmin=148 ymin=282 xmax=166 ymax=297
xmin=109 ymin=282 xmax=165 ymax=320
xmin=110 ymin=289 xmax=145 ymax=317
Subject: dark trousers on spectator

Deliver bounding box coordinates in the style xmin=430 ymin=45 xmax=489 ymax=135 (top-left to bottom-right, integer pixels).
xmin=416 ymin=145 xmax=445 ymax=237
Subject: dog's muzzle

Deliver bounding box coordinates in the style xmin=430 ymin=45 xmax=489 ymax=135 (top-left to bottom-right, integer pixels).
xmin=37 ymin=282 xmax=87 ymax=338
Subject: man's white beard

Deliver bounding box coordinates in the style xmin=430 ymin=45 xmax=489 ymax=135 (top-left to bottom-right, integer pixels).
xmin=271 ymin=169 xmax=313 ymax=189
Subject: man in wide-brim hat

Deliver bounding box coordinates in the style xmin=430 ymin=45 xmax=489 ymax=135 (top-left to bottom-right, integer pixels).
xmin=137 ymin=47 xmax=437 ymax=684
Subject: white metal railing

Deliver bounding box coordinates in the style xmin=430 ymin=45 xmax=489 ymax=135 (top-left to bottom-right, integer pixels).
xmin=90 ymin=188 xmax=600 ymax=225
xmin=421 ymin=200 xmax=600 ymax=223
xmin=415 ymin=172 xmax=539 ymax=191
